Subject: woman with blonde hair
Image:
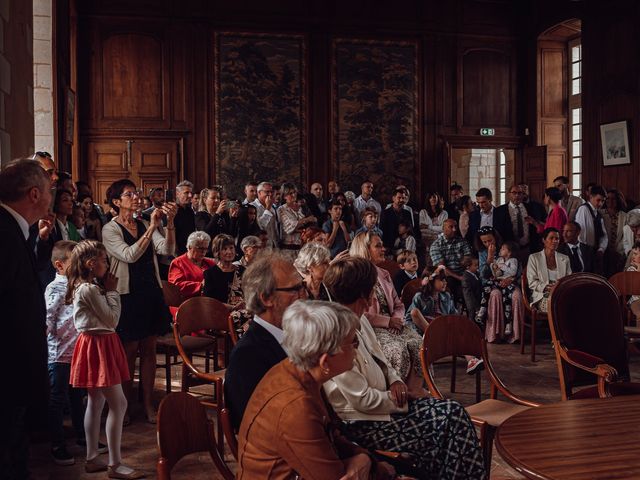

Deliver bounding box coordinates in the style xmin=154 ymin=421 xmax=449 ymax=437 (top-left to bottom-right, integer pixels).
xmin=349 ymin=231 xmax=425 ymax=396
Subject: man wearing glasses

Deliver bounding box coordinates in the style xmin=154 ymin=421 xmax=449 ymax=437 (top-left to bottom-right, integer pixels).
xmin=224 ymin=254 xmax=308 ymax=430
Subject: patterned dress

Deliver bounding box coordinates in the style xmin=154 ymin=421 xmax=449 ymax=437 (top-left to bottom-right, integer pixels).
xmin=342 ymin=398 xmax=486 ymax=480
xmin=372 ymin=282 xmax=423 ymax=380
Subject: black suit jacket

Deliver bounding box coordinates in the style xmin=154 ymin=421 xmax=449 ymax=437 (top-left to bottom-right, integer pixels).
xmin=224 ymin=320 xmax=287 ymax=430
xmin=466 ymin=206 xmax=514 ymax=244
xmin=0 ymin=208 xmax=48 ymax=409
xmin=380 ymin=206 xmax=415 ymax=250
xmin=558 ymin=241 xmax=595 ymax=273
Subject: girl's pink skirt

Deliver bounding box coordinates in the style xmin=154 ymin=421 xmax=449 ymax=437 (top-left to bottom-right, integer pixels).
xmin=70 ymin=332 xmax=130 ymax=388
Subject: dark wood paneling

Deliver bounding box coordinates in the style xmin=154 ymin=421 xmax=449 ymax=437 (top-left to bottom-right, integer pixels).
xmin=459 ymin=43 xmax=515 ymax=134
xmin=102 ymin=33 xmax=166 ymax=121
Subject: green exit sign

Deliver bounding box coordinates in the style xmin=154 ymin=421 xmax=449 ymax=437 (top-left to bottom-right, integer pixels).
xmin=480 ymin=128 xmax=495 ymax=136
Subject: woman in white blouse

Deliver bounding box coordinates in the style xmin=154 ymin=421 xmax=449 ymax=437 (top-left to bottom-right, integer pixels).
xmin=419 ymin=192 xmax=448 ymax=265
xmin=526 ymin=227 xmax=571 ymax=313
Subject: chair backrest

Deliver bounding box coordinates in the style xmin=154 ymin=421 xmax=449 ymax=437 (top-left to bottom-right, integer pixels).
xmin=520 ymin=265 xmax=534 ymax=312
xmin=174 ymin=296 xmax=231 ymax=335
xmin=162 ymin=280 xmax=184 ymax=308
xmin=548 ymin=273 xmax=629 ymax=393
xmin=609 ymin=271 xmax=640 ymax=324
xmin=156 ymin=392 xmax=233 ymax=480
xmin=378 ymin=259 xmax=401 ymax=278
xmin=420 ymin=315 xmax=484 ymax=399
xmin=401 ymin=278 xmax=422 ymax=307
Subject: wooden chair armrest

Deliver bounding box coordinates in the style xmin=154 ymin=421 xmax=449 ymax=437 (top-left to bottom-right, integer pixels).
xmin=560 ymin=347 xmax=618 ymax=382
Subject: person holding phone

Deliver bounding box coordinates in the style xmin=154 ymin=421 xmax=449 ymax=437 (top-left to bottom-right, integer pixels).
xmin=194 ymin=187 xmax=238 ymax=249
xmin=102 ymin=179 xmax=176 ymax=425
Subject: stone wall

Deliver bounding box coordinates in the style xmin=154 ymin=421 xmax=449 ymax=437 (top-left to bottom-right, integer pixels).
xmin=33 ymin=0 xmax=53 ymax=156
xmin=0 ymin=0 xmax=35 ymax=164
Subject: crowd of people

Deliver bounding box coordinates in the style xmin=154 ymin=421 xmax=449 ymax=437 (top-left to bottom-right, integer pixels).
xmin=3 ymin=150 xmax=640 ymax=480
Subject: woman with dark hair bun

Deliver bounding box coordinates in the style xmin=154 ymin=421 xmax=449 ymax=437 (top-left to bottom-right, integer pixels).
xmin=102 ymin=178 xmax=177 ymax=424
xmin=526 ymin=227 xmax=571 ymax=313
xmin=526 ymin=186 xmax=567 ymax=234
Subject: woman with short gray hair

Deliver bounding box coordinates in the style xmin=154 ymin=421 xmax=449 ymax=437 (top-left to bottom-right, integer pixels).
xmin=237 ymin=300 xmax=374 ymax=479
xmin=294 ymin=242 xmax=331 ymax=300
xmin=168 ymin=230 xmax=214 ymax=299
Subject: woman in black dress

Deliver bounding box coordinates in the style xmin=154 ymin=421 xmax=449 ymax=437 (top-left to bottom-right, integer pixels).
xmin=102 ymin=179 xmax=176 ymax=424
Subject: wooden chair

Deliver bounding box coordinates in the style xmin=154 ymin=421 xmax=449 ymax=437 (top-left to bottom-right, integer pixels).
xmin=520 ymin=265 xmax=546 ymax=362
xmin=609 ymin=270 xmax=640 ymax=327
xmin=400 ymin=278 xmax=422 ymax=308
xmin=155 ymin=281 xmax=187 ymax=393
xmin=420 ymin=314 xmax=540 ymax=474
xmin=547 ymin=272 xmax=640 ymax=400
xmin=174 ymin=296 xmax=231 ymax=452
xmin=378 ymin=259 xmax=401 ymax=279
xmin=220 ymin=407 xmax=239 ymax=460
xmin=157 ymin=392 xmax=233 ymax=480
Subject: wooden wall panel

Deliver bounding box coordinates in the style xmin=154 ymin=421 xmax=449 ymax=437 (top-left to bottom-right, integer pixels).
xmin=73 ymin=0 xmax=527 ymax=199
xmin=459 ymin=43 xmax=515 ymax=135
xmin=102 ymin=34 xmax=165 ymax=120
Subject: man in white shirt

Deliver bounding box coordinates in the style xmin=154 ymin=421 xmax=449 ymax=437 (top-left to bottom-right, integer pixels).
xmin=242 ymin=181 xmax=258 ymax=206
xmin=354 ymin=180 xmax=382 ymax=218
xmin=251 ymin=181 xmax=279 ymax=248
xmin=0 ymin=159 xmax=53 ymax=478
xmin=575 ymin=185 xmax=608 ymax=273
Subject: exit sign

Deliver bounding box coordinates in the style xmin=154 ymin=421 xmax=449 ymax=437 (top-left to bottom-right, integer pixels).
xmin=480 ymin=128 xmax=495 ymax=136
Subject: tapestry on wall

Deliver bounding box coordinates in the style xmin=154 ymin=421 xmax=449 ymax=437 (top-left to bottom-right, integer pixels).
xmin=333 ymin=39 xmax=419 ymax=204
xmin=214 ymin=33 xmax=307 ymax=199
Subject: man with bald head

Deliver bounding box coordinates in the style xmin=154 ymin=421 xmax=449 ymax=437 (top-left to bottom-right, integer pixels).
xmin=224 ymin=254 xmax=308 ymax=429
xmin=304 ymin=182 xmax=328 ymax=226
xmin=429 ymin=218 xmax=472 ymax=300
xmin=0 ymin=159 xmax=53 ymax=478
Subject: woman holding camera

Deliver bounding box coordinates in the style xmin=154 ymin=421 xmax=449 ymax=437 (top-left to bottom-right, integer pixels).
xmin=195 ymin=187 xmax=239 ymax=245
xmin=102 ymin=179 xmax=177 ymax=424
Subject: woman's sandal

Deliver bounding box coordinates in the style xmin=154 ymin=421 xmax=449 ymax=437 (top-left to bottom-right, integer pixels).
xmin=107 ymin=465 xmax=146 ymax=479
xmin=85 ymin=456 xmax=108 ymax=473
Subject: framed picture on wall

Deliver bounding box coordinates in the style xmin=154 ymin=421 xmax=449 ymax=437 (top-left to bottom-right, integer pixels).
xmin=64 ymin=88 xmax=75 ymax=144
xmin=600 ymin=120 xmax=630 ymax=166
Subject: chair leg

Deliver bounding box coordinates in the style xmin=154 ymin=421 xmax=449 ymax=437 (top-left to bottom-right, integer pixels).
xmin=520 ymin=318 xmax=526 ymax=355
xmin=165 ymin=351 xmax=171 ymax=394
xmin=480 ymin=424 xmax=496 ymax=477
xmin=450 ymin=355 xmax=456 ymax=393
xmin=531 ymin=312 xmax=537 ymax=362
xmin=475 ymin=370 xmax=481 ymax=403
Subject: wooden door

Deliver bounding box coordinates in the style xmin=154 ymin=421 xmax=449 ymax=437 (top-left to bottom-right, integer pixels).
xmin=86 ymin=137 xmax=180 ymax=210
xmin=520 ymin=145 xmax=547 ymax=203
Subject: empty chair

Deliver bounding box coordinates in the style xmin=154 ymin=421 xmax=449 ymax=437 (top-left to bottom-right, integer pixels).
xmin=157 ymin=392 xmax=233 ymax=480
xmin=420 ymin=314 xmax=540 ymax=474
xmin=547 ymin=272 xmax=640 ymax=400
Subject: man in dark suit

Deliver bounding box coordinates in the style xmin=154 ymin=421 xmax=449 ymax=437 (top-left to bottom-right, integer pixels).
xmin=445 ymin=183 xmax=464 ymax=223
xmin=466 ymin=188 xmax=513 ymax=244
xmin=0 ymin=159 xmax=52 ymax=479
xmin=224 ymin=254 xmax=308 ymax=430
xmin=559 ymin=221 xmax=595 ymax=273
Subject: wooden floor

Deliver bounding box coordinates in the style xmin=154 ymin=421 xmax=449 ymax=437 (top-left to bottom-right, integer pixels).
xmin=28 ymin=333 xmax=640 ymax=480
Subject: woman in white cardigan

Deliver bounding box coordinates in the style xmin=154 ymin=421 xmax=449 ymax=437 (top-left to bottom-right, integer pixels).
xmin=322 ymin=257 xmax=485 ymax=480
xmin=526 ymin=227 xmax=572 ymax=313
xmin=102 ymin=179 xmax=176 ymax=424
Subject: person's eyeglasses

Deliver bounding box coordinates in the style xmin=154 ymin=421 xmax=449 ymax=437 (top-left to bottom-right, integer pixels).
xmin=274 ymin=283 xmax=306 ymax=294
xmin=121 ymin=190 xmax=143 ymax=199
xmin=192 ymin=246 xmax=209 ymax=252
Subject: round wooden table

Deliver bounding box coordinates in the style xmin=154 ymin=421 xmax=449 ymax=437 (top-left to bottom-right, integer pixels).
xmin=495 ymin=394 xmax=640 ymax=479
